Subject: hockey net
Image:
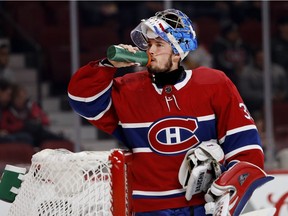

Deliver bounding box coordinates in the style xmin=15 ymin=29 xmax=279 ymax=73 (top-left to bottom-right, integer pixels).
xmin=8 ymin=148 xmax=133 ymax=216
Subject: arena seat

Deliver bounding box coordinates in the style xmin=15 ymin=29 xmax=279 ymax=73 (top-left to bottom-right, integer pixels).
xmin=194 ymin=16 xmax=221 ymax=50
xmin=0 ymin=142 xmax=35 ymax=164
xmin=238 ymin=19 xmax=262 ymax=49
xmin=273 ymin=102 xmax=288 ymax=151
xmin=273 ymin=102 xmax=288 ymax=131
xmin=40 ymin=140 xmax=75 ymax=152
xmin=0 ymin=142 xmax=36 ymax=173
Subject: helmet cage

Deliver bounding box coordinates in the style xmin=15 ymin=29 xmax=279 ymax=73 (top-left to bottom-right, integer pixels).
xmin=130 ymin=9 xmax=197 ymax=60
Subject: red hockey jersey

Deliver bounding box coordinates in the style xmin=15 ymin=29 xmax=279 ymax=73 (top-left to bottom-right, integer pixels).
xmin=68 ymin=60 xmax=264 ymax=212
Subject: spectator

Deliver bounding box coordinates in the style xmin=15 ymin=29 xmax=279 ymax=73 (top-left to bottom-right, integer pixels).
xmin=0 ymin=78 xmax=12 ymax=141
xmin=0 ymin=79 xmax=11 ymax=111
xmin=238 ymin=48 xmax=288 ymax=114
xmin=0 ymin=79 xmax=32 ymax=144
xmin=211 ymin=22 xmax=252 ymax=86
xmin=1 ymin=84 xmax=65 ymax=147
xmin=0 ymin=42 xmax=15 ymax=83
xmin=182 ymin=45 xmax=212 ymax=70
xmin=78 ymin=1 xmax=118 ymax=27
xmin=182 ymin=22 xmax=213 ymax=69
xmin=271 ymin=16 xmax=288 ymax=76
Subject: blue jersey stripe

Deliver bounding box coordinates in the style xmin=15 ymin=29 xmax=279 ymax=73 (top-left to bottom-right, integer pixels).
xmin=117 ymin=117 xmax=218 ymax=149
xmin=222 ymin=129 xmax=261 ymax=154
xmin=68 ymin=89 xmax=112 ymax=118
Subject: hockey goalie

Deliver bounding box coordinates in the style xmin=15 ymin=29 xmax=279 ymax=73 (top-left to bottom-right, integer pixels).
xmin=68 ymin=7 xmax=275 ymax=216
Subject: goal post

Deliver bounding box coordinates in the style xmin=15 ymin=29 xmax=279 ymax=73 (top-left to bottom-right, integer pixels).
xmin=110 ymin=149 xmax=133 ymax=216
xmin=7 ymin=148 xmax=133 ymax=216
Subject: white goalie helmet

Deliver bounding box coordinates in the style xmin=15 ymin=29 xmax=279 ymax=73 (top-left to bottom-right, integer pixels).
xmin=130 ymin=9 xmax=198 ymax=60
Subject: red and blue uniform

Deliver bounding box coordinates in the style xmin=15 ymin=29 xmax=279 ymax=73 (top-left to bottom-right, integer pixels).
xmin=68 ymin=60 xmax=264 ymax=213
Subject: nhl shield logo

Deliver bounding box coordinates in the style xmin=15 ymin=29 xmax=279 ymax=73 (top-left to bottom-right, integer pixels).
xmin=148 ymin=117 xmax=200 ymax=155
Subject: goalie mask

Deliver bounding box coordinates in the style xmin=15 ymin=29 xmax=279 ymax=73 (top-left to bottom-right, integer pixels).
xmin=130 ymin=9 xmax=198 ymax=60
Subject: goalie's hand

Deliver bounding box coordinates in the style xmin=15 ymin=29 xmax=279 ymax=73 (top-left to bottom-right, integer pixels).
xmin=204 ymin=161 xmax=274 ymax=216
xmin=178 ymin=141 xmax=224 ymax=201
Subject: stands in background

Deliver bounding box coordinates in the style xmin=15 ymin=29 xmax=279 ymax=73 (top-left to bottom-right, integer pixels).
xmin=0 ymin=1 xmax=288 ymax=170
xmin=0 ymin=142 xmax=35 ymax=172
xmin=40 ymin=140 xmax=75 ymax=152
xmin=273 ymin=102 xmax=288 ymax=152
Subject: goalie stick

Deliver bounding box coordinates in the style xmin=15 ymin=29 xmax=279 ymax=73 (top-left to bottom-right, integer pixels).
xmin=240 ymin=207 xmax=276 ymax=216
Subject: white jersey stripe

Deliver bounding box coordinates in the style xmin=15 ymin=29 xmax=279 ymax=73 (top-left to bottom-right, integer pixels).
xmin=132 ymin=148 xmax=153 ymax=153
xmin=133 ymin=188 xmax=186 ymax=197
xmin=68 ymin=81 xmax=113 ymax=102
xmin=225 ymin=145 xmax=263 ymax=160
xmin=119 ymin=122 xmax=152 ymax=128
xmin=219 ymin=125 xmax=257 ymax=144
xmin=197 ymin=114 xmax=215 ymax=122
xmin=120 ymin=113 xmax=214 ymax=129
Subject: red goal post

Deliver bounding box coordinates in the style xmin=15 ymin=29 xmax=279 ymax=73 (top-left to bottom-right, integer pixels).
xmin=110 ymin=149 xmax=133 ymax=216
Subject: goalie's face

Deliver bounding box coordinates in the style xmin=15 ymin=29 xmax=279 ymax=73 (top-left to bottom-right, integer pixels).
xmin=147 ymin=37 xmax=181 ymax=74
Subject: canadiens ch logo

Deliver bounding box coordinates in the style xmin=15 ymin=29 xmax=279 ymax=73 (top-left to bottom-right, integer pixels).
xmin=148 ymin=117 xmax=200 ymax=154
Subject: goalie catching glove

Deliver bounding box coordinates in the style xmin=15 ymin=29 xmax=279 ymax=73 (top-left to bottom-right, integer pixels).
xmin=178 ymin=141 xmax=224 ymax=201
xmin=204 ymin=161 xmax=274 ymax=216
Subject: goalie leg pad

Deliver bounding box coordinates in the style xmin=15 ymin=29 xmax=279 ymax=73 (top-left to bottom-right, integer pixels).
xmin=233 ymin=176 xmax=273 ymax=216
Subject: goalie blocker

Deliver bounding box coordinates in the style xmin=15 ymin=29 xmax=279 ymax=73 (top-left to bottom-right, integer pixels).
xmin=178 ymin=141 xmax=224 ymax=201
xmin=204 ymin=161 xmax=274 ymax=216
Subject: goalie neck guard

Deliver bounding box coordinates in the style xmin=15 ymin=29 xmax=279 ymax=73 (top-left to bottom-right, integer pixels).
xmin=130 ymin=9 xmax=198 ymax=60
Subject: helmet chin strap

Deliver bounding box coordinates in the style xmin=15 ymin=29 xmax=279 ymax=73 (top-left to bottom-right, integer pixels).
xmin=166 ymin=32 xmax=188 ymax=60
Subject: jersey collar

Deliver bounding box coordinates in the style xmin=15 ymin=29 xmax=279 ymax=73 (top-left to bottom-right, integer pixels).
xmin=152 ymin=69 xmax=192 ymax=94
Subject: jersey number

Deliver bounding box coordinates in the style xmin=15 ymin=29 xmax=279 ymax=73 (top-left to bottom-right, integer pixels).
xmin=239 ymin=103 xmax=253 ymax=120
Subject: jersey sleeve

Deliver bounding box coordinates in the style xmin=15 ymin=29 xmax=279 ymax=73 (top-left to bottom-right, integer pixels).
xmin=67 ymin=60 xmax=120 ymax=135
xmin=212 ymin=74 xmax=264 ymax=169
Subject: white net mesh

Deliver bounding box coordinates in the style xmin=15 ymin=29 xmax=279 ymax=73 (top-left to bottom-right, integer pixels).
xmin=8 ymin=149 xmax=115 ymax=216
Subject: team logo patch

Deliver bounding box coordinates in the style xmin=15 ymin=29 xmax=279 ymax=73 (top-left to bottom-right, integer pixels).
xmin=239 ymin=173 xmax=249 ymax=186
xmin=148 ymin=117 xmax=199 ymax=154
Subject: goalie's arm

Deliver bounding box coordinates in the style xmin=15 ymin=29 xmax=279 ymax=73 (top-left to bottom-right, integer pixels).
xmin=68 ymin=59 xmax=120 ymax=135
xmin=212 ymin=74 xmax=265 ymax=169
